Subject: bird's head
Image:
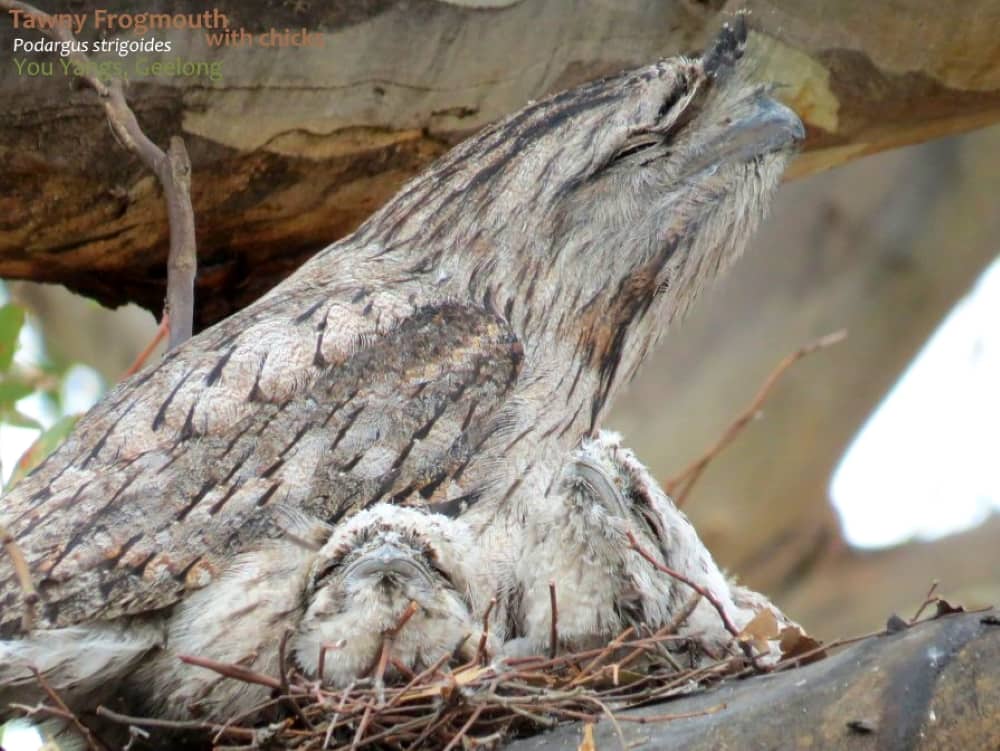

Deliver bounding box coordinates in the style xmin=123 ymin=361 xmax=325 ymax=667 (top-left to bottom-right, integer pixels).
xmin=355 ymin=17 xmax=803 ymax=430
xmin=309 ymin=505 xmax=478 ymax=611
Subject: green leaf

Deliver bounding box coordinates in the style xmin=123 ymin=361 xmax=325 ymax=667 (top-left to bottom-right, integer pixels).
xmin=0 ymin=379 xmax=33 ymax=406
xmin=0 ymin=304 xmax=25 ymax=373
xmin=5 ymin=413 xmax=79 ymax=490
xmin=0 ymin=407 xmax=42 ymax=430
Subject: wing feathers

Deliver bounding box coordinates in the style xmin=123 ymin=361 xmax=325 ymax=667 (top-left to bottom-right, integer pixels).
xmin=0 ymin=301 xmax=522 ymax=636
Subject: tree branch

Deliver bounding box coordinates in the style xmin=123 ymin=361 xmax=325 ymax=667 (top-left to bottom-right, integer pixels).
xmin=0 ymin=0 xmax=196 ymax=349
xmin=665 ymin=329 xmax=847 ymax=506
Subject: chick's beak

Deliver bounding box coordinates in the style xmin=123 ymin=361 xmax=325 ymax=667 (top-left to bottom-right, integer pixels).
xmin=345 ymin=543 xmax=432 ymax=586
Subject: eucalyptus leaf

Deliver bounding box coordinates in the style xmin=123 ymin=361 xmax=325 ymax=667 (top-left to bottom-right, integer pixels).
xmin=5 ymin=413 xmax=80 ymax=490
xmin=0 ymin=304 xmax=25 ymax=373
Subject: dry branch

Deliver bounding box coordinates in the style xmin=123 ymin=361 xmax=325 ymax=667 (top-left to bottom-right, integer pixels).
xmin=0 ymin=523 xmax=37 ymax=631
xmin=121 ymin=314 xmax=170 ymax=378
xmin=0 ymin=0 xmax=196 ymax=349
xmin=29 ymin=668 xmax=103 ymax=751
xmin=63 ymin=606 xmax=990 ymax=750
xmin=548 ymin=581 xmax=559 ymax=659
xmin=625 ymin=532 xmax=742 ymax=643
xmin=665 ymin=329 xmax=847 ymax=505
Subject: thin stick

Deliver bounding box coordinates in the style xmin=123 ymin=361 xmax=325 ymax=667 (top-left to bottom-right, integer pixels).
xmin=0 ymin=0 xmax=197 ymax=349
xmin=369 ymin=601 xmax=419 ymax=705
xmin=626 ymin=532 xmax=741 ymax=641
xmin=212 ymin=698 xmax=286 ymax=745
xmin=617 ymin=702 xmax=726 ymax=723
xmin=338 ymin=715 xmax=434 ymax=751
xmin=614 ymin=594 xmax=702 ymax=674
xmin=95 ymin=706 xmax=260 ymax=740
xmin=666 ymin=329 xmax=847 ymax=506
xmin=178 ymin=654 xmax=285 ymax=691
xmin=1 ymin=523 xmax=37 ymax=631
xmin=389 ymin=601 xmax=420 ymax=639
xmin=548 ymin=580 xmax=559 ymax=659
xmin=910 ymin=580 xmax=941 ymax=623
xmin=476 ymin=598 xmax=497 ymax=664
xmin=581 ymin=695 xmax=627 ymax=751
xmin=280 ymin=627 xmax=315 ymax=730
xmin=324 ymin=681 xmax=355 ymax=749
xmin=351 ymin=704 xmax=375 ymax=750
xmin=122 ymin=313 xmax=169 ymax=377
xmin=441 ymin=706 xmax=485 ymax=751
xmin=572 ymin=627 xmax=635 ymax=684
xmin=31 ymin=669 xmax=103 ymax=751
xmin=384 ymin=654 xmax=451 ymax=709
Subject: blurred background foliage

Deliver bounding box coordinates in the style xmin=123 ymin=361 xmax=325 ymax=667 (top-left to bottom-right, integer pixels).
xmin=0 ymin=292 xmax=82 ymax=491
xmin=0 ymin=282 xmax=150 ymax=491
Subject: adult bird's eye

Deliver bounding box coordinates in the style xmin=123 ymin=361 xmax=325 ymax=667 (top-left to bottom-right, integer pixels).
xmin=657 ymin=77 xmax=689 ymax=120
xmin=610 ymin=133 xmax=661 ymax=165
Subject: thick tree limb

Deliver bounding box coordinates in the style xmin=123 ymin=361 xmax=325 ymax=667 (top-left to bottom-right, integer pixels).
xmin=2 ymin=0 xmax=999 ymax=327
xmin=504 ymin=610 xmax=1000 ymax=751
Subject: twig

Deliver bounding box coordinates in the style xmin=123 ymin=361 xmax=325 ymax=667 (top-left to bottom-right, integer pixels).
xmin=441 ymin=706 xmax=484 ymax=751
xmin=95 ymin=706 xmax=261 ymax=740
xmin=626 ymin=532 xmax=741 ymax=641
xmin=178 ymin=653 xmax=285 ymax=691
xmin=338 ymin=715 xmax=434 ymax=751
xmin=477 ymin=598 xmax=497 ymax=665
xmin=369 ymin=601 xmax=419 ymax=706
xmin=0 ymin=0 xmax=197 ymax=349
xmin=614 ymin=594 xmax=703 ymax=675
xmin=581 ymin=695 xmax=627 ymax=751
xmin=281 ymin=627 xmax=315 ymax=730
xmin=390 ymin=658 xmax=418 ymax=680
xmin=351 ymin=704 xmax=375 ymax=750
xmin=1 ymin=523 xmax=37 ymax=630
xmin=549 ymin=580 xmax=559 ymax=658
xmin=324 ymin=681 xmax=355 ymax=749
xmin=910 ymin=580 xmax=941 ymax=623
xmin=666 ymin=329 xmax=847 ymax=505
xmin=121 ymin=725 xmax=151 ymax=751
xmin=388 ymin=601 xmax=420 ymax=639
xmin=573 ymin=627 xmax=635 ymax=684
xmin=212 ymin=698 xmax=286 ymax=745
xmin=384 ymin=654 xmax=451 ymax=709
xmin=31 ymin=668 xmax=103 ymax=751
xmin=122 ymin=313 xmax=170 ymax=377
xmin=618 ymin=702 xmax=726 ymax=723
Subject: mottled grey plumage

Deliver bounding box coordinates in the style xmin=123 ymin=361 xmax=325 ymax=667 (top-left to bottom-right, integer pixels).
xmin=133 ymin=504 xmax=494 ymax=720
xmin=509 ymin=431 xmax=798 ymax=662
xmin=0 ymin=15 xmax=801 ymax=665
xmin=1 ymin=504 xmax=492 ymax=727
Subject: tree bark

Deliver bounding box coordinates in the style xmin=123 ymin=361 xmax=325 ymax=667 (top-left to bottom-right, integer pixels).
xmin=505 ymin=610 xmax=1000 ymax=751
xmin=2 ymin=0 xmax=999 ymax=327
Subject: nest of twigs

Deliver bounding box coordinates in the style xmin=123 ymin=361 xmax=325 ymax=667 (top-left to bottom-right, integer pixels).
xmin=16 ymin=582 xmax=972 ymax=751
xmin=98 ymin=633 xmax=749 ymax=751
xmin=87 ymin=597 xmax=825 ymax=751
